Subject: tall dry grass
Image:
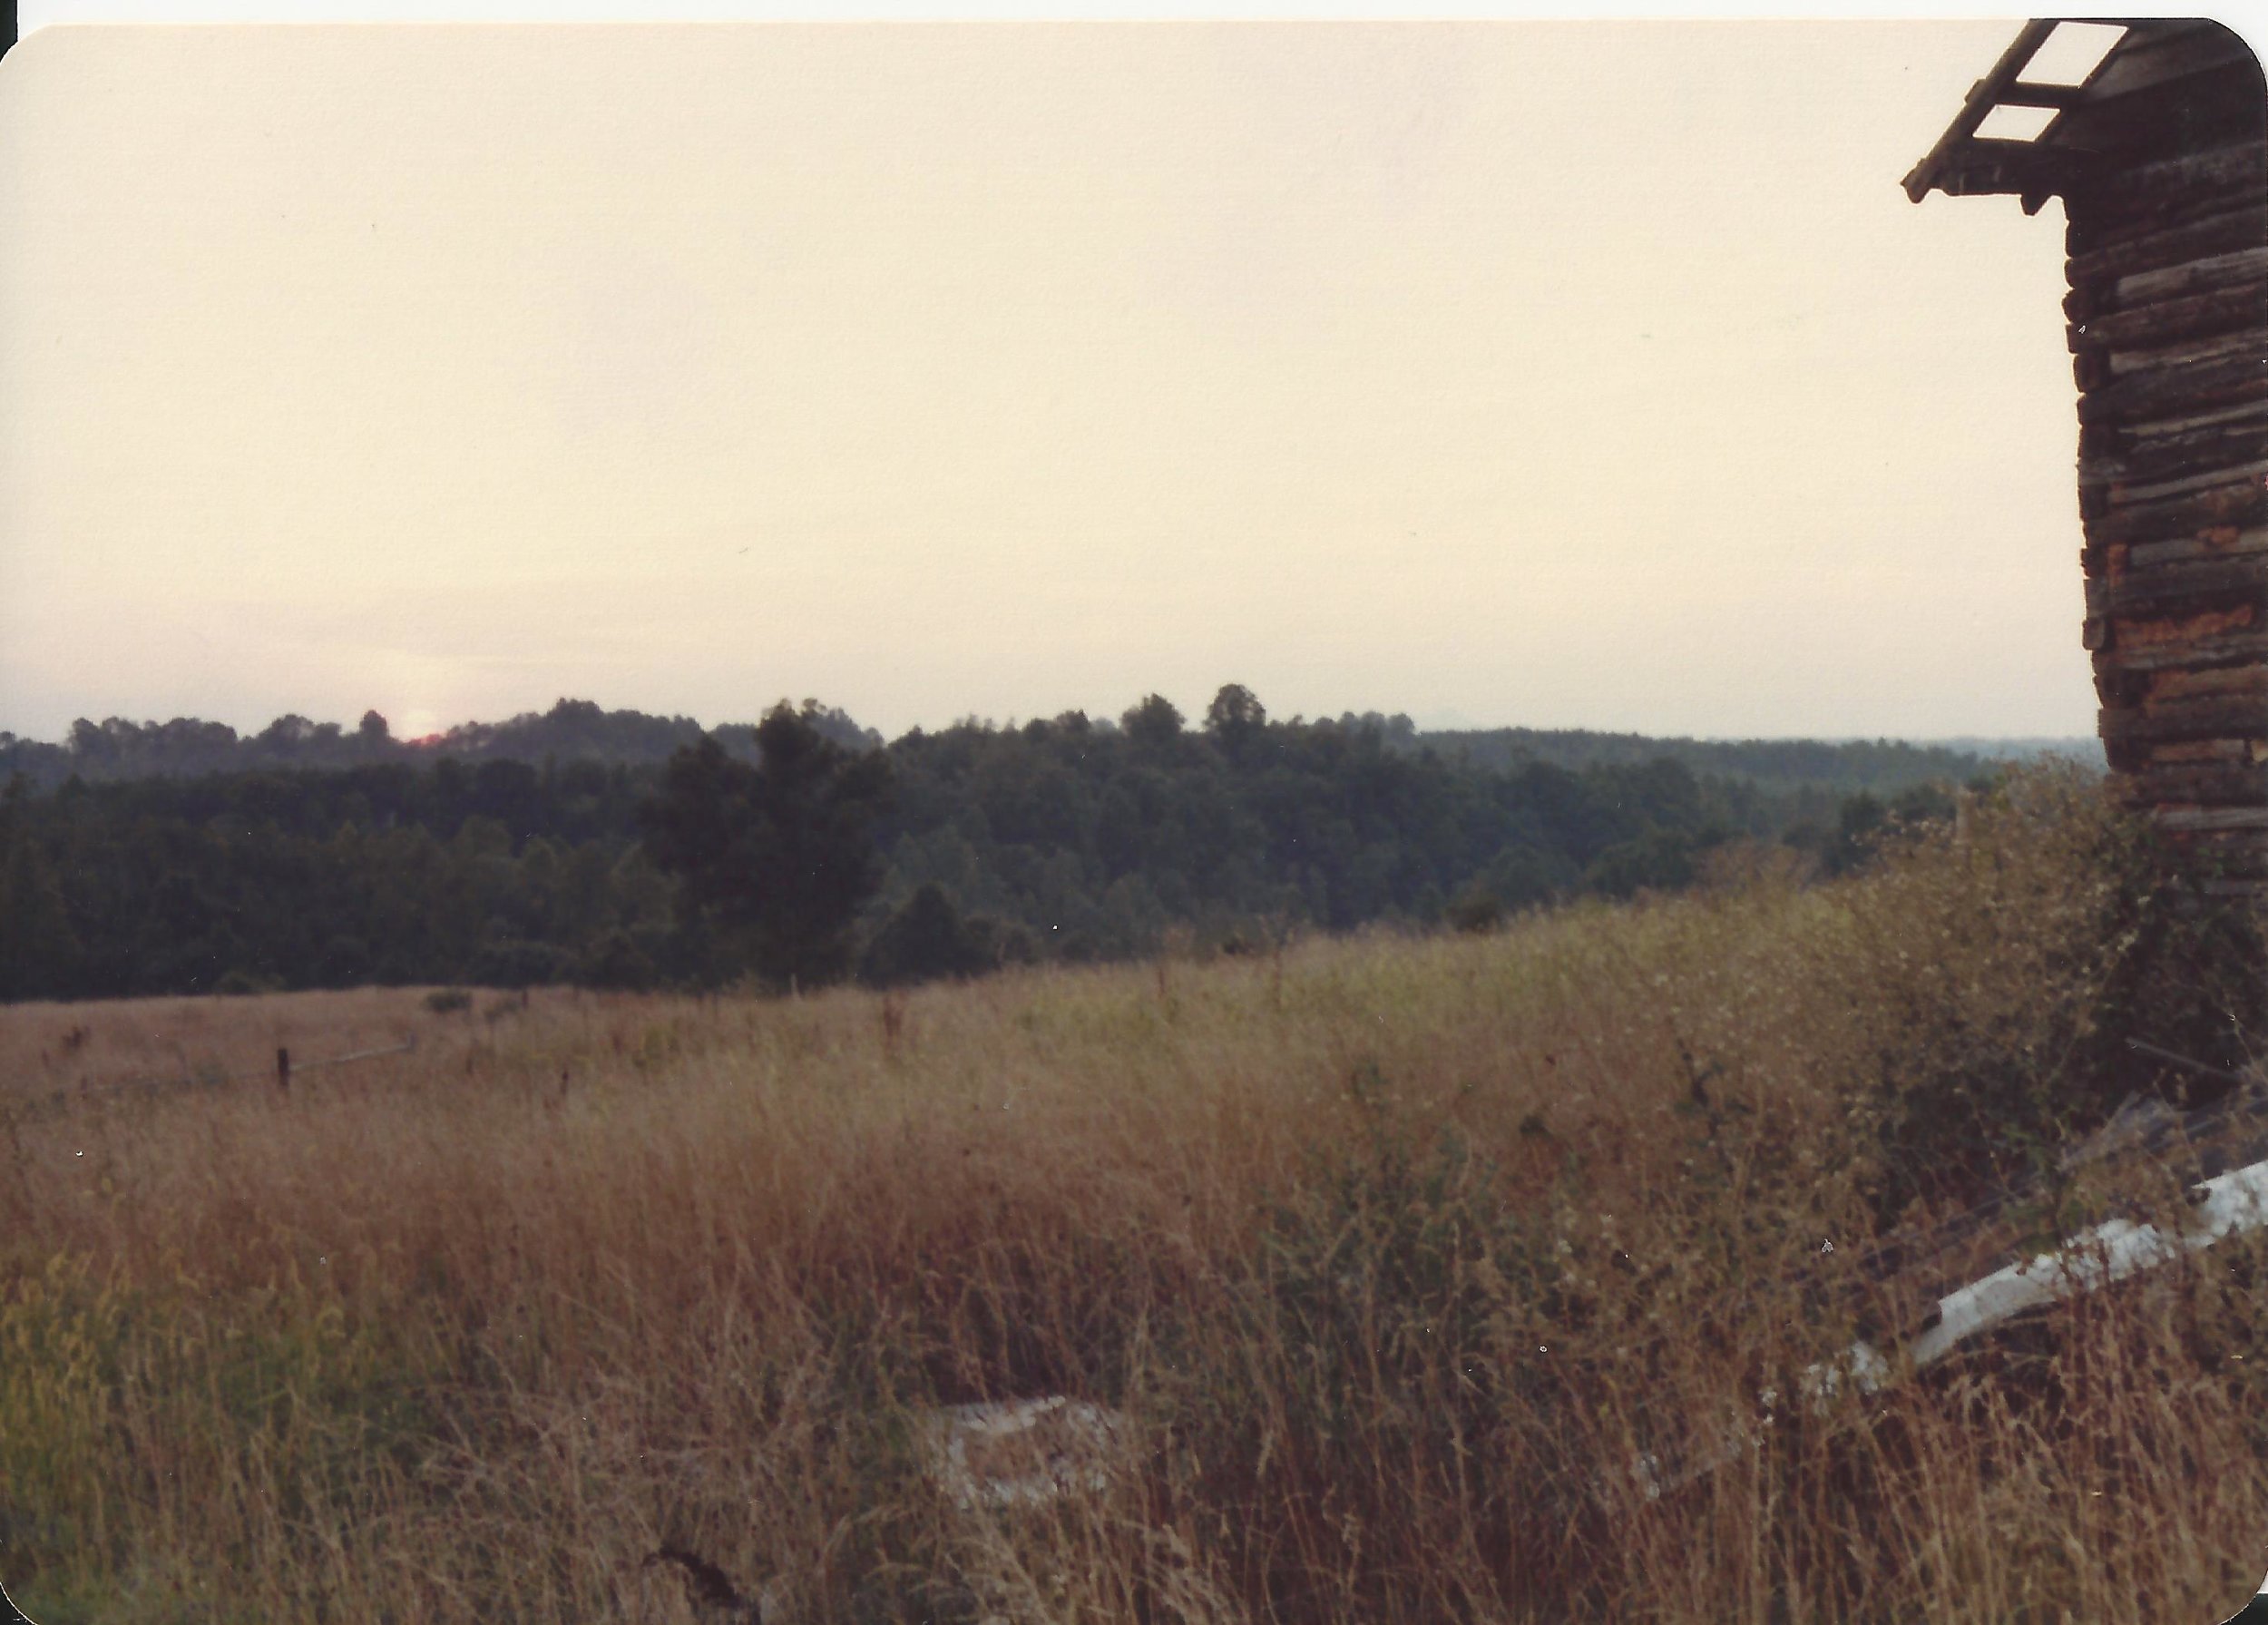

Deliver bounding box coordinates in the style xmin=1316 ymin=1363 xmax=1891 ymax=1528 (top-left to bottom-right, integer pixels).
xmin=2 ymin=767 xmax=2264 ymax=1623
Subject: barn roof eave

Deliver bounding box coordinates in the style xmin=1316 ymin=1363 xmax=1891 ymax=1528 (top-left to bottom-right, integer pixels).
xmin=1904 ymin=18 xmax=2264 ymax=210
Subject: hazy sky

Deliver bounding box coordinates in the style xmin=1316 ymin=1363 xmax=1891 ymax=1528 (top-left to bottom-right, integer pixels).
xmin=0 ymin=19 xmax=2148 ymax=742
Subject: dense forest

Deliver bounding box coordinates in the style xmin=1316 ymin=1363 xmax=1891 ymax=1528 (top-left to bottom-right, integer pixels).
xmin=0 ymin=690 xmax=2021 ymax=1003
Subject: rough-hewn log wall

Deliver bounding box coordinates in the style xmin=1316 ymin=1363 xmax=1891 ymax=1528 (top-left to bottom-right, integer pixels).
xmin=2066 ymin=93 xmax=2268 ymax=893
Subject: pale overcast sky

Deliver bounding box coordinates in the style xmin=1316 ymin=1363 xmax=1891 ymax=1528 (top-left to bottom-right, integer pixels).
xmin=0 ymin=17 xmax=2177 ymax=742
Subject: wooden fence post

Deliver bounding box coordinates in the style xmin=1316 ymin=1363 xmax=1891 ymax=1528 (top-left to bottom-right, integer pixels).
xmin=277 ymin=1047 xmax=290 ymax=1092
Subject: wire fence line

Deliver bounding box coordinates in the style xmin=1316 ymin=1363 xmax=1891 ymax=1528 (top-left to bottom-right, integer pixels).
xmin=8 ymin=1038 xmax=420 ymax=1122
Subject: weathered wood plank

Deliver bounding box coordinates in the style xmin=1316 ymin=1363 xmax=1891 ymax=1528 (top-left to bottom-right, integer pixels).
xmin=2083 ymin=404 xmax=2267 ymax=465
xmin=2117 ymin=463 xmax=2268 ymax=507
xmin=2087 ymin=460 xmax=2268 ymax=517
xmin=2098 ymin=694 xmax=2268 ymax=744
xmin=2145 ymin=662 xmax=2268 ymax=703
xmin=2108 ymin=326 xmax=2268 ymax=379
xmin=2126 ymin=762 xmax=2268 ymax=806
xmin=2107 ymin=457 xmax=2268 ymax=508
xmin=2099 ymin=621 xmax=2268 ymax=671
xmin=2081 ymin=478 xmax=2268 ymax=545
xmin=2070 ymin=280 xmax=2268 ymax=354
xmin=2090 ymin=577 xmax=2264 ymax=621
xmin=2087 ymin=553 xmax=2268 ymax=613
xmin=2079 ymin=422 xmax=2268 ymax=487
xmin=2077 ymin=327 xmax=2268 ymax=394
xmin=2068 ymin=207 xmax=2268 ymax=287
xmin=2077 ymin=353 xmax=2268 ymax=426
xmin=2146 ymin=737 xmax=2268 ymax=765
xmin=2115 ymin=393 xmax=2268 ymax=445
xmin=2116 ymin=525 xmax=2268 ymax=573
xmin=2114 ymin=246 xmax=2268 ymax=307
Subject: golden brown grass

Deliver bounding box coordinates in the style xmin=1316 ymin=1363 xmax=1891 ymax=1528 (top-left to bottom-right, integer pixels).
xmin=3 ymin=768 xmax=2263 ymax=1624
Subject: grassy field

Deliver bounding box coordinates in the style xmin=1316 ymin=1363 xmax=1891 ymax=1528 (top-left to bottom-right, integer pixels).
xmin=4 ymin=768 xmax=2265 ymax=1624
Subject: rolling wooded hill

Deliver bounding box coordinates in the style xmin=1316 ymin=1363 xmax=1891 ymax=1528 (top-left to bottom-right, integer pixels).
xmin=0 ymin=692 xmax=2042 ymax=1002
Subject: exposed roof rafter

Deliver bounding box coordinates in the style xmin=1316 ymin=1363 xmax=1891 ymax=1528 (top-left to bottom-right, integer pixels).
xmin=1904 ymin=18 xmax=2263 ymax=210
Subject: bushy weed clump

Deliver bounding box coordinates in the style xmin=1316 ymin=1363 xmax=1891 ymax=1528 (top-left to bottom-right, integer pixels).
xmin=1818 ymin=766 xmax=2267 ymax=1224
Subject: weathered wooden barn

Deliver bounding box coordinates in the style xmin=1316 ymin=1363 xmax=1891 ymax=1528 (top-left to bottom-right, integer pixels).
xmin=1905 ymin=19 xmax=2268 ymax=896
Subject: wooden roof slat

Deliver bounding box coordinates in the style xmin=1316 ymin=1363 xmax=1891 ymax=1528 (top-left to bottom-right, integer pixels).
xmin=1902 ymin=18 xmax=2059 ymax=202
xmin=1992 ymin=82 xmax=2088 ymax=110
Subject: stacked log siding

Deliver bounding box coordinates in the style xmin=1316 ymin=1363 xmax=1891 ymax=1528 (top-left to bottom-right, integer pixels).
xmin=2070 ymin=132 xmax=2268 ymax=886
xmin=1911 ymin=20 xmax=2268 ymax=891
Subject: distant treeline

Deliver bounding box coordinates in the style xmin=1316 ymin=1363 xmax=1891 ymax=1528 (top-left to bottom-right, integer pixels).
xmin=0 ymin=699 xmax=883 ymax=791
xmin=1423 ymin=726 xmax=2101 ymax=795
xmin=0 ymin=697 xmax=2095 ymax=797
xmin=0 ymin=690 xmax=2015 ymax=1003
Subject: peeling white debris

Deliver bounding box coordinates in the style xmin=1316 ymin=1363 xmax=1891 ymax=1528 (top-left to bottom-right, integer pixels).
xmin=1794 ymin=1338 xmax=1892 ymax=1407
xmin=1843 ymin=1155 xmax=2268 ymax=1392
xmin=922 ymin=1396 xmax=1129 ymax=1510
xmin=1628 ymin=1410 xmax=1765 ymax=1503
xmin=1637 ymin=1152 xmax=2268 ymax=1499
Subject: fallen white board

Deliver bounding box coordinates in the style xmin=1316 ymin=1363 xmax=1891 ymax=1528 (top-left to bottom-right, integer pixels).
xmin=1637 ymin=1152 xmax=2268 ymax=1500
xmin=1810 ymin=1155 xmax=2268 ymax=1401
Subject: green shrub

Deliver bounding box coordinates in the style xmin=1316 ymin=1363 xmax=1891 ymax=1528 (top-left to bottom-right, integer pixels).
xmin=1837 ymin=766 xmax=2267 ymax=1223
